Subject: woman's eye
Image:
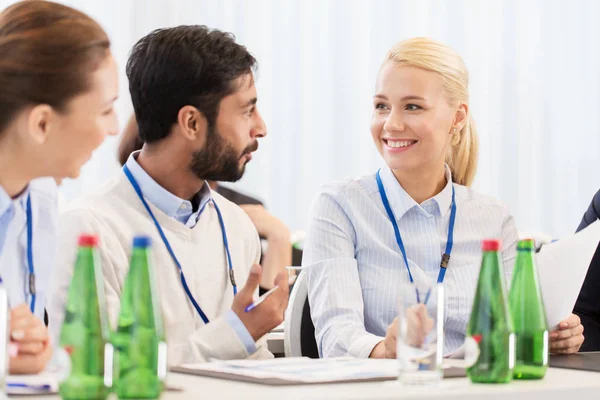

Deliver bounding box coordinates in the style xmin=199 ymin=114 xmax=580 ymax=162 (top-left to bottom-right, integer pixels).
xmin=405 ymin=104 xmax=421 ymax=111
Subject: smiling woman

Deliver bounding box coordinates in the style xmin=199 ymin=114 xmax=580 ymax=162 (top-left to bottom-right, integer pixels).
xmin=372 ymin=37 xmax=478 ymax=190
xmin=302 ymin=37 xmax=511 ymax=359
xmin=0 ymin=0 xmax=119 ymax=191
xmin=0 ymin=0 xmax=118 ymax=375
xmin=303 ymin=37 xmax=584 ymax=361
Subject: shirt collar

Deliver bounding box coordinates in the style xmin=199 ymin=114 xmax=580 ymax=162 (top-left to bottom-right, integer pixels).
xmin=430 ymin=164 xmax=454 ymax=215
xmin=0 ymin=184 xmax=30 ymax=213
xmin=125 ymin=151 xmax=212 ymax=221
xmin=0 ymin=185 xmax=12 ymax=219
xmin=379 ymin=164 xmax=454 ymax=220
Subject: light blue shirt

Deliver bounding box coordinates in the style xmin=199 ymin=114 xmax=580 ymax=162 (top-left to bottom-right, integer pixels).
xmin=303 ymin=165 xmax=518 ymax=357
xmin=125 ymin=152 xmax=212 ymax=227
xmin=125 ymin=152 xmax=257 ymax=354
xmin=0 ymin=178 xmax=58 ymax=320
xmin=0 ymin=186 xmax=15 ymax=257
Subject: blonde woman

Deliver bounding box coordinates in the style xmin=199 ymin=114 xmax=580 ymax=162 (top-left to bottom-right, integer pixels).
xmin=303 ymin=37 xmax=583 ymax=359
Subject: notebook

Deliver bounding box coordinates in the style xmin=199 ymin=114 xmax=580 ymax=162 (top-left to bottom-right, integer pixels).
xmin=172 ymin=357 xmax=466 ymax=386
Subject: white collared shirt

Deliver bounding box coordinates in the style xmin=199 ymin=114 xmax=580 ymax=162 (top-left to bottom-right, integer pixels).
xmin=303 ymin=165 xmax=518 ymax=357
xmin=125 ymin=151 xmax=212 ymax=228
xmin=0 ymin=178 xmax=58 ymax=319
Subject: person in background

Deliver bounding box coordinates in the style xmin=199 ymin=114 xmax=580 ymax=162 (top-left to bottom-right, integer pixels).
xmin=0 ymin=0 xmax=119 ymax=373
xmin=50 ymin=25 xmax=288 ymax=366
xmin=303 ymin=37 xmax=583 ymax=359
xmin=118 ymin=114 xmax=292 ymax=293
xmin=573 ymin=189 xmax=600 ymax=351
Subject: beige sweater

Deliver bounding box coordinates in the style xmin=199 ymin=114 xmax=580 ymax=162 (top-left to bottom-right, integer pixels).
xmin=48 ymin=172 xmax=272 ymax=365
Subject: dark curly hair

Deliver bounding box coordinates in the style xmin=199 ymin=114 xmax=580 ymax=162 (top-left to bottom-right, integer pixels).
xmin=126 ymin=25 xmax=257 ymax=143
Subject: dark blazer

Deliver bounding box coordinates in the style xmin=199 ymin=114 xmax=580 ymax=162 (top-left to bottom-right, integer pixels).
xmin=574 ymin=189 xmax=600 ymax=351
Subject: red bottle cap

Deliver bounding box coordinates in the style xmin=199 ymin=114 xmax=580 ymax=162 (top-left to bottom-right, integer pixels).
xmin=482 ymin=239 xmax=502 ymax=251
xmin=78 ymin=234 xmax=99 ymax=247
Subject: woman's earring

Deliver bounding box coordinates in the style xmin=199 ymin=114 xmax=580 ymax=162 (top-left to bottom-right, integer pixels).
xmin=450 ymin=127 xmax=460 ymax=145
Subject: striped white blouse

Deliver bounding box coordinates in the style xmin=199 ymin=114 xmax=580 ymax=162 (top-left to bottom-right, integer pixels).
xmin=303 ymin=165 xmax=518 ymax=357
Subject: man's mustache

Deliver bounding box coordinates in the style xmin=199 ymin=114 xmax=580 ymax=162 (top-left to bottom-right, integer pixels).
xmin=241 ymin=141 xmax=259 ymax=156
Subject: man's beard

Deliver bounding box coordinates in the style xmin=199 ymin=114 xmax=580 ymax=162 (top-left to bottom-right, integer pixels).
xmin=189 ymin=126 xmax=258 ymax=182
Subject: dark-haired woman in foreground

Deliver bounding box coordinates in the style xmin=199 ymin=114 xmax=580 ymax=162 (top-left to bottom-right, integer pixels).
xmin=0 ymin=0 xmax=118 ymax=373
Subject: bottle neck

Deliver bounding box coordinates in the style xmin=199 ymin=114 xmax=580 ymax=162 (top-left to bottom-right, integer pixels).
xmin=130 ymin=247 xmax=150 ymax=268
xmin=515 ymin=249 xmax=536 ymax=274
xmin=481 ymin=250 xmax=501 ymax=267
xmin=480 ymin=250 xmax=505 ymax=283
xmin=76 ymin=246 xmax=97 ymax=269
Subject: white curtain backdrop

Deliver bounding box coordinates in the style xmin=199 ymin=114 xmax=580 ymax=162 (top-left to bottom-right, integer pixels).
xmin=3 ymin=0 xmax=600 ymax=238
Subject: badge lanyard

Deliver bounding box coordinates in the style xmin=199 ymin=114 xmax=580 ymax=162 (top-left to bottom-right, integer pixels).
xmin=123 ymin=166 xmax=237 ymax=323
xmin=26 ymin=195 xmax=36 ymax=313
xmin=375 ymin=169 xmax=456 ymax=304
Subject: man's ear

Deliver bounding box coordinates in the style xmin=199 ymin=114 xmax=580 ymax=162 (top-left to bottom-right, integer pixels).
xmin=176 ymin=105 xmax=208 ymax=142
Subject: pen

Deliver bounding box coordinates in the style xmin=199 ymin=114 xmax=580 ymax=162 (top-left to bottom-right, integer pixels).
xmin=7 ymin=383 xmax=52 ymax=391
xmin=284 ymin=266 xmax=303 ymax=271
xmin=245 ymin=286 xmax=279 ymax=312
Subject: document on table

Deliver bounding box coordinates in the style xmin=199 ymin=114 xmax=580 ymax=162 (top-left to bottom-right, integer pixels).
xmin=173 ymin=357 xmax=400 ymax=385
xmin=536 ymin=220 xmax=600 ymax=329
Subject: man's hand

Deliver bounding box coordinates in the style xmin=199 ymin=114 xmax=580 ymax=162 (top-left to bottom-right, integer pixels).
xmin=231 ymin=264 xmax=289 ymax=341
xmin=9 ymin=304 xmax=53 ymax=374
xmin=550 ymin=314 xmax=584 ymax=354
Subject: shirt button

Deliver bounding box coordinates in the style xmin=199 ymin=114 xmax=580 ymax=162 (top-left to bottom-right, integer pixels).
xmin=179 ymin=204 xmax=187 ymax=210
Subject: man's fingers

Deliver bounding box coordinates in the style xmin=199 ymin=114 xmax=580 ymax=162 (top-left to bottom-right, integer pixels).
xmin=557 ymin=314 xmax=582 ymax=330
xmin=553 ymin=344 xmax=582 ymax=355
xmin=551 ymin=335 xmax=584 ymax=350
xmin=551 ymin=324 xmax=584 ymax=340
xmin=238 ymin=264 xmax=262 ymax=303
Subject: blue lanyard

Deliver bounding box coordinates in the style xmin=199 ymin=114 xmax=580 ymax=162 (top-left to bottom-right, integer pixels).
xmin=26 ymin=195 xmax=35 ymax=313
xmin=375 ymin=170 xmax=457 ymax=303
xmin=123 ymin=166 xmax=237 ymax=324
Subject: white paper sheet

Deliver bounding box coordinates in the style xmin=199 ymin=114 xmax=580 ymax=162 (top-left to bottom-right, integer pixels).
xmin=536 ymin=220 xmax=600 ymax=329
xmin=181 ymin=357 xmax=399 ymax=383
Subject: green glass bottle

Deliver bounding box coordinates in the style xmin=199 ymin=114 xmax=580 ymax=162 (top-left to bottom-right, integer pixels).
xmin=113 ymin=236 xmax=167 ymax=399
xmin=467 ymin=239 xmax=515 ymax=383
xmin=509 ymin=239 xmax=549 ymax=379
xmin=59 ymin=234 xmax=112 ymax=400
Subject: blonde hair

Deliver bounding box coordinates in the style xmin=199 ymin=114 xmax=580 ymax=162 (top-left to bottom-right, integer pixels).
xmin=386 ymin=37 xmax=478 ymax=186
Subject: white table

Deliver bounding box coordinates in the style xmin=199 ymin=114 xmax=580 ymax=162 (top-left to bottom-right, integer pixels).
xmin=21 ymin=368 xmax=600 ymax=400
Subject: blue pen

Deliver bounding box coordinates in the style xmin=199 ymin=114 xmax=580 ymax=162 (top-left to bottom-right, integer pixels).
xmin=245 ymin=286 xmax=279 ymax=312
xmin=7 ymin=383 xmax=52 ymax=390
